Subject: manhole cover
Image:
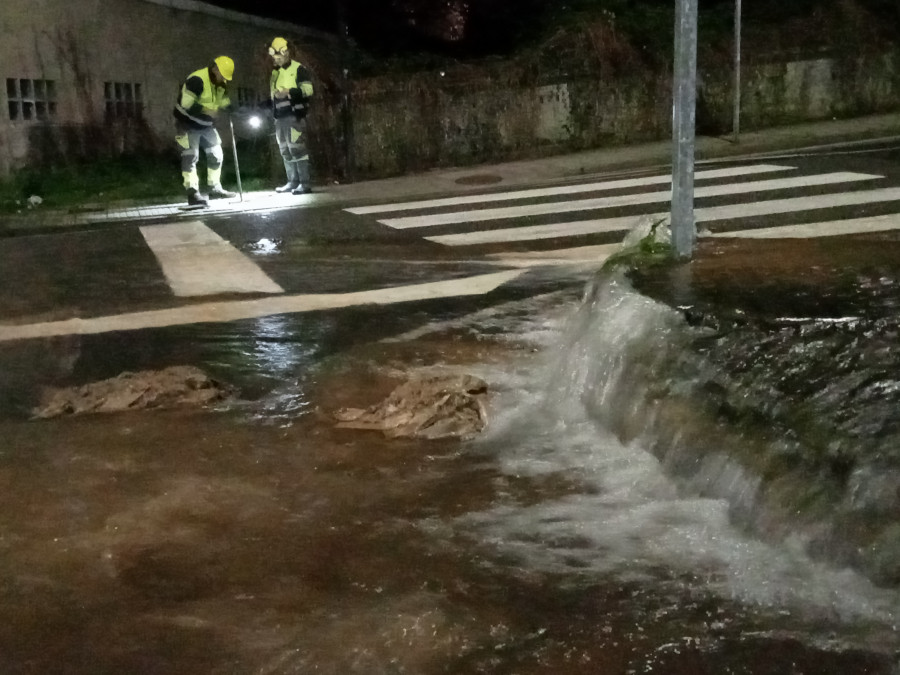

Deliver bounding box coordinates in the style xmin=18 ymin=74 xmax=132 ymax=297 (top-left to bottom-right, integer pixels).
xmin=455 ymin=174 xmax=503 ymax=186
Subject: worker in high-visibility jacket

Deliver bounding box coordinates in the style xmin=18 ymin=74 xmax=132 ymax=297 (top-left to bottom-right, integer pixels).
xmin=268 ymin=37 xmax=314 ymax=195
xmin=173 ymin=56 xmax=237 ymax=207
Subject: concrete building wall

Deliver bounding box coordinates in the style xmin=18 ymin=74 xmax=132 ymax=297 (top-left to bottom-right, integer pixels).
xmin=0 ymin=0 xmax=335 ymax=176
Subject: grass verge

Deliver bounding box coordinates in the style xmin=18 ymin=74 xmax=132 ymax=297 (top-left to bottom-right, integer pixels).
xmin=0 ymin=139 xmax=274 ymax=216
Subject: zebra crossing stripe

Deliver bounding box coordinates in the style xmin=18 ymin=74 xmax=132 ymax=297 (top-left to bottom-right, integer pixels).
xmin=426 ymin=187 xmax=900 ymax=246
xmin=711 ymin=213 xmax=900 ymax=239
xmin=380 ymin=172 xmax=882 ymax=230
xmin=345 ymin=164 xmax=794 ymax=215
xmin=0 ymin=271 xmax=524 ymax=342
xmin=140 ymin=221 xmax=284 ymax=297
xmin=694 ymin=187 xmax=900 ymax=221
xmin=485 ymin=244 xmax=622 ymax=267
xmin=485 ymin=215 xmax=900 ymax=267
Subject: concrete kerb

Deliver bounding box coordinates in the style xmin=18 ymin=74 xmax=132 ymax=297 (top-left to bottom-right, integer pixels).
xmin=2 ymin=112 xmax=899 ymax=235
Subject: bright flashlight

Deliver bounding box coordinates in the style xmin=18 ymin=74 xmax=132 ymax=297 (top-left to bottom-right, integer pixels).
xmin=248 ymin=116 xmax=262 ymax=129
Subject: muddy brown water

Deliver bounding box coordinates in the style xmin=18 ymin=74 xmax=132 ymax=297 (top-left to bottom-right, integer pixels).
xmin=0 ymin=274 xmax=898 ymax=672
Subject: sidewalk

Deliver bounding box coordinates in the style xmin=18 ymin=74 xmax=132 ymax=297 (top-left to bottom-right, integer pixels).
xmin=2 ymin=112 xmax=899 ymax=235
xmin=332 ymin=112 xmax=900 ymax=203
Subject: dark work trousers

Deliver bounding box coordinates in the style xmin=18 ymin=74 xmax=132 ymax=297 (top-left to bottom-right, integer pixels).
xmin=175 ymin=122 xmax=223 ymax=190
xmin=274 ymin=116 xmax=309 ymax=186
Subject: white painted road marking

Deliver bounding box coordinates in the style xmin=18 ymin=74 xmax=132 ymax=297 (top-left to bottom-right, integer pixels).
xmin=710 ymin=213 xmax=900 ymax=239
xmin=429 ymin=216 xmax=639 ymax=246
xmin=480 ymin=216 xmax=900 ymax=269
xmin=482 ymin=214 xmax=900 ymax=268
xmin=140 ymin=221 xmax=284 ymax=297
xmin=380 ymin=172 xmax=882 ymax=229
xmin=485 ymin=244 xmax=622 ymax=268
xmin=427 ymin=187 xmax=900 ymax=246
xmin=0 ymin=270 xmax=525 ymax=342
xmin=345 ymin=164 xmax=795 ymax=215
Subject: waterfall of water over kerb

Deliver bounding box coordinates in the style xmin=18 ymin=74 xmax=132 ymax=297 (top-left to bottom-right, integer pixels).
xmin=452 ymin=271 xmax=900 ymax=638
xmin=543 ymin=272 xmax=763 ymax=512
xmin=544 ymin=271 xmax=689 ymax=435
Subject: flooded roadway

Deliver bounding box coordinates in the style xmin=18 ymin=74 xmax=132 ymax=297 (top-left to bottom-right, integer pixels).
xmin=1 ymin=259 xmax=898 ymax=673
xmin=3 ymin=146 xmax=900 ymax=672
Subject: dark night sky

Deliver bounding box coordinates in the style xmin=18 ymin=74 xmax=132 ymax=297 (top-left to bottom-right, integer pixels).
xmin=204 ymin=0 xmax=900 ymax=59
xmin=208 ymin=0 xmax=339 ymax=31
xmin=203 ymin=0 xmax=553 ymax=57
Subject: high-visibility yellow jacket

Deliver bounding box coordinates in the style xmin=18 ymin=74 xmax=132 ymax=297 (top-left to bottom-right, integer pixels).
xmin=173 ymin=67 xmax=231 ymax=128
xmin=270 ymin=60 xmax=313 ymax=119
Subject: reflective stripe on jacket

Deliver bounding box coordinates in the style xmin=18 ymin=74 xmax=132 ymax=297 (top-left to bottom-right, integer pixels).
xmin=270 ymin=60 xmax=313 ymax=119
xmin=174 ymin=67 xmax=230 ymax=128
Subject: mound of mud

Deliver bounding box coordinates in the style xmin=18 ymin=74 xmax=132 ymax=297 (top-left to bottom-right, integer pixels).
xmin=32 ymin=365 xmax=233 ymax=418
xmin=334 ymin=372 xmax=488 ymax=440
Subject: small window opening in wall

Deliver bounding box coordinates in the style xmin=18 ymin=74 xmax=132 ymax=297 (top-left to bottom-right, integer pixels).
xmin=104 ymin=81 xmax=143 ymax=119
xmin=7 ymin=77 xmax=57 ymax=121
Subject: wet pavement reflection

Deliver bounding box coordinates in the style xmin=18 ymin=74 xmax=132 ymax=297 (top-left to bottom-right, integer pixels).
xmin=1 ymin=267 xmax=898 ymax=673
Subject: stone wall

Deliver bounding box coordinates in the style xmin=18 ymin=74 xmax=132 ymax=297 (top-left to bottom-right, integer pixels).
xmin=3 ymin=0 xmax=899 ymax=184
xmin=700 ymin=51 xmax=900 ymax=130
xmin=318 ymin=45 xmax=900 ymax=182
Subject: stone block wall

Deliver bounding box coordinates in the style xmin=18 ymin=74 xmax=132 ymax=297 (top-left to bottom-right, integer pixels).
xmin=699 ymin=50 xmax=900 ymax=130
xmin=3 ymin=0 xmax=898 ymax=184
xmin=320 ymin=45 xmax=900 ymax=181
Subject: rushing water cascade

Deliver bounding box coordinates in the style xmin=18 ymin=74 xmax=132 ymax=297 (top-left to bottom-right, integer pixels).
xmin=2 ymin=265 xmax=899 ymax=670
xmin=450 ymin=272 xmax=899 ymax=650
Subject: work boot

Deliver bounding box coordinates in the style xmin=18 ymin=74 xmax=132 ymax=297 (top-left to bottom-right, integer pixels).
xmin=275 ymin=181 xmax=299 ymax=193
xmin=187 ymin=188 xmax=209 ymax=207
xmin=291 ymin=184 xmax=312 ymax=195
xmin=208 ymin=184 xmax=237 ymax=199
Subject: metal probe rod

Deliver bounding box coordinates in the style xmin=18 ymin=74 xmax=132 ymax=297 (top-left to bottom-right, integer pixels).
xmin=228 ymin=116 xmax=244 ymax=202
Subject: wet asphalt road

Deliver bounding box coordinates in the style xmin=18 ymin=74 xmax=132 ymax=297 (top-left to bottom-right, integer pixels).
xmin=1 ymin=142 xmax=900 ymax=673
xmin=2 ymin=140 xmax=900 ymax=325
xmin=1 ymin=140 xmax=900 ymax=412
xmin=0 ymin=188 xmax=579 ymax=415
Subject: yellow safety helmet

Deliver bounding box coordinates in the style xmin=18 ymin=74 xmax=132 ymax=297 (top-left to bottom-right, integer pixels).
xmin=213 ymin=55 xmax=234 ymax=81
xmin=269 ymin=37 xmax=288 ymax=56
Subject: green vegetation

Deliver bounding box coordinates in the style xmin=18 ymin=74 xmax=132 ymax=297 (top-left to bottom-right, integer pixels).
xmin=351 ymin=0 xmax=898 ymax=78
xmin=536 ymin=0 xmax=898 ymax=54
xmin=602 ymin=217 xmax=674 ymax=270
xmin=0 ymin=153 xmax=178 ymax=215
xmin=219 ymin=136 xmax=276 ymax=195
xmin=0 ymin=138 xmax=273 ymax=216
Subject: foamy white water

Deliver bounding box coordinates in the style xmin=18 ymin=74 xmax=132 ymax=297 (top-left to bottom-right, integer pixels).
xmin=414 ymin=274 xmax=900 ymax=637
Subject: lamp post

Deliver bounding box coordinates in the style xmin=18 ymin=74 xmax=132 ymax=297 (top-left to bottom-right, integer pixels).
xmin=733 ymin=0 xmax=743 ymax=143
xmin=671 ymin=0 xmax=699 ymax=260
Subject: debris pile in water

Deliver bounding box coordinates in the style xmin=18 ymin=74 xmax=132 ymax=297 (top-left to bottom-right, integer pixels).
xmin=32 ymin=365 xmax=233 ymax=418
xmin=334 ymin=372 xmax=488 ymax=439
